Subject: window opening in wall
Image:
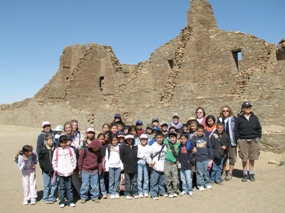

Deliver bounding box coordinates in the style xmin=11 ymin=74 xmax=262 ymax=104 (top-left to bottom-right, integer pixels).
xmin=232 ymin=49 xmax=242 ymax=70
xmin=168 ymin=59 xmax=174 ymax=69
xmin=99 ymin=76 xmax=104 ymax=91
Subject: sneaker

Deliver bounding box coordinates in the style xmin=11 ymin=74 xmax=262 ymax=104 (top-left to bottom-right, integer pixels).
xmin=102 ymin=194 xmax=108 ymax=199
xmin=133 ymin=195 xmax=139 ymax=199
xmin=59 ymin=204 xmax=65 ymax=208
xmin=126 ymin=195 xmax=132 ymax=200
xmin=173 ymin=193 xmax=178 ymax=197
xmin=249 ymin=174 xmax=255 ymax=182
xmin=139 ymin=194 xmax=143 ymax=198
xmin=31 ymin=199 xmax=36 ymax=205
xmin=242 ymin=174 xmax=248 ymax=182
xmin=188 ymin=191 xmax=193 ymax=197
xmin=205 ymin=184 xmax=212 ymax=189
xmin=180 ymin=191 xmax=187 ymax=196
xmin=225 ymin=173 xmax=232 ymax=181
xmin=197 ymin=186 xmax=204 ymax=191
xmin=115 ymin=194 xmax=120 ymax=199
xmin=23 ymin=200 xmax=28 ymax=205
xmin=162 ymin=194 xmax=168 ymax=197
xmin=168 ymin=194 xmax=174 ymax=198
xmin=152 ymin=197 xmax=158 ymax=200
xmin=69 ymin=203 xmax=76 ymax=207
xmin=221 ymin=173 xmax=226 ymax=180
xmin=43 ymin=200 xmax=50 ymax=204
xmin=209 ymin=181 xmax=214 ymax=186
xmin=144 ymin=193 xmax=149 ymax=198
xmin=110 ymin=194 xmax=115 ymax=199
xmin=81 ymin=199 xmax=86 ymax=204
xmin=92 ymin=199 xmax=100 ymax=203
xmin=216 ymin=180 xmax=224 ymax=185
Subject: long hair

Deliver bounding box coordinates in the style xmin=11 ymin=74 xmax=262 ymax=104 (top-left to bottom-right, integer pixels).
xmin=219 ymin=105 xmax=234 ymax=118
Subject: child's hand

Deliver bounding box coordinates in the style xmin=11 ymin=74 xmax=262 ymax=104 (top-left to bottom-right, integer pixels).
xmin=22 ymin=155 xmax=28 ymax=161
xmin=176 ymin=161 xmax=180 ymax=165
xmin=221 ymin=145 xmax=226 ymax=150
xmin=32 ymin=165 xmax=36 ymax=169
xmin=193 ymin=147 xmax=197 ymax=153
xmin=149 ymin=162 xmax=155 ymax=168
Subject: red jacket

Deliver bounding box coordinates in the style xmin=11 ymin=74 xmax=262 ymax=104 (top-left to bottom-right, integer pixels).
xmin=78 ymin=139 xmax=103 ymax=173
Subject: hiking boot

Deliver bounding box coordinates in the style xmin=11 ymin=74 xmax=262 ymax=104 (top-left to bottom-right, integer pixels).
xmin=92 ymin=199 xmax=100 ymax=203
xmin=249 ymin=174 xmax=255 ymax=182
xmin=242 ymin=174 xmax=248 ymax=182
xmin=225 ymin=173 xmax=232 ymax=181
xmin=215 ymin=180 xmax=224 ymax=185
xmin=80 ymin=199 xmax=86 ymax=204
xmin=221 ymin=173 xmax=226 ymax=180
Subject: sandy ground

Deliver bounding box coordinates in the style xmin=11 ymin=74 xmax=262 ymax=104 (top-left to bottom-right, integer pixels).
xmin=0 ymin=124 xmax=285 ymax=213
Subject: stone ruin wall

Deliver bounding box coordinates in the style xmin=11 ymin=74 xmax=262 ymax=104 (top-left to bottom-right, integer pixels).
xmin=0 ymin=0 xmax=285 ymax=153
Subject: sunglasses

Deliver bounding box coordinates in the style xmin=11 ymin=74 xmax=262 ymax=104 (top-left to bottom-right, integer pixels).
xmin=43 ymin=125 xmax=51 ymax=128
xmin=223 ymin=110 xmax=229 ymax=112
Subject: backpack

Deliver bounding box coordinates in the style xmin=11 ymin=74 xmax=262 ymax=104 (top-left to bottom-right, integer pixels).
xmin=55 ymin=147 xmax=73 ymax=162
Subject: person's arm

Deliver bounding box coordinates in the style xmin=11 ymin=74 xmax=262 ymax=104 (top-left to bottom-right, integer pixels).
xmin=256 ymin=116 xmax=262 ymax=139
xmin=52 ymin=148 xmax=58 ymax=172
xmin=234 ymin=116 xmax=240 ymax=142
xmin=207 ymin=138 xmax=214 ymax=160
xmin=18 ymin=155 xmax=26 ymax=170
xmin=36 ymin=134 xmax=42 ymax=155
xmin=77 ymin=149 xmax=84 ymax=175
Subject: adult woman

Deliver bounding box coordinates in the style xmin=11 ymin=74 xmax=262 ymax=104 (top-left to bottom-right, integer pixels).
xmin=218 ymin=105 xmax=236 ymax=181
xmin=110 ymin=113 xmax=126 ymax=127
xmin=36 ymin=121 xmax=54 ymax=154
xmin=71 ymin=119 xmax=83 ymax=150
xmin=195 ymin=107 xmax=206 ymax=127
xmin=234 ymin=102 xmax=262 ymax=182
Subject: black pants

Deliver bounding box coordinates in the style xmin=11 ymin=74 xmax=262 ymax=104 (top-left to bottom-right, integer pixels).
xmin=124 ymin=172 xmax=138 ymax=196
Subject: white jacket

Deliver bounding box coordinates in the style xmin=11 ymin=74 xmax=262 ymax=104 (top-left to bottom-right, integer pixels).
xmin=105 ymin=144 xmax=123 ymax=171
xmin=137 ymin=144 xmax=150 ymax=164
xmin=146 ymin=142 xmax=166 ymax=172
xmin=52 ymin=147 xmax=77 ymax=177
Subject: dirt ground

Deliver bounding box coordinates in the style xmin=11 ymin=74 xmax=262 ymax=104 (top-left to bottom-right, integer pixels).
xmin=1 ymin=124 xmax=284 ymax=213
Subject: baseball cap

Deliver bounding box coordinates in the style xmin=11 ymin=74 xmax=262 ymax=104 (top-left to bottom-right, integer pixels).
xmin=54 ymin=125 xmax=63 ymax=132
xmin=118 ymin=131 xmax=125 ymax=137
xmin=242 ymin=102 xmax=252 ymax=108
xmin=139 ymin=134 xmax=148 ymax=139
xmin=152 ymin=118 xmax=159 ymax=123
xmin=136 ymin=120 xmax=143 ymax=125
xmin=160 ymin=121 xmax=168 ymax=126
xmin=86 ymin=128 xmax=95 ymax=133
xmin=173 ymin=113 xmax=179 ymax=118
xmin=125 ymin=134 xmax=134 ymax=140
xmin=168 ymin=131 xmax=177 ymax=137
xmin=42 ymin=121 xmax=51 ymax=127
xmin=146 ymin=123 xmax=153 ymax=129
xmin=114 ymin=113 xmax=121 ymax=118
xmin=188 ymin=117 xmax=196 ymax=121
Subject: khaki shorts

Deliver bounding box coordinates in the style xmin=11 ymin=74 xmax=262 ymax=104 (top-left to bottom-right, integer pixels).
xmin=238 ymin=139 xmax=260 ymax=162
xmin=224 ymin=145 xmax=237 ymax=165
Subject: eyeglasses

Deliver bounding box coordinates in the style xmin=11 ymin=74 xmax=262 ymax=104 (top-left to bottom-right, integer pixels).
xmin=223 ymin=110 xmax=229 ymax=112
xmin=43 ymin=125 xmax=51 ymax=128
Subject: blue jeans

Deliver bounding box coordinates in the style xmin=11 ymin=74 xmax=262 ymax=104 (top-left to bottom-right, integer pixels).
xmin=42 ymin=172 xmax=58 ymax=202
xmin=180 ymin=169 xmax=193 ymax=193
xmin=211 ymin=157 xmax=224 ymax=182
xmin=137 ymin=163 xmax=149 ymax=195
xmin=80 ymin=170 xmax=99 ymax=200
xmin=108 ymin=168 xmax=121 ymax=195
xmin=150 ymin=169 xmax=166 ymax=198
xmin=196 ymin=160 xmax=211 ymax=187
xmin=58 ymin=175 xmax=73 ymax=205
xmin=124 ymin=172 xmax=138 ymax=196
xmin=99 ymin=173 xmax=107 ymax=195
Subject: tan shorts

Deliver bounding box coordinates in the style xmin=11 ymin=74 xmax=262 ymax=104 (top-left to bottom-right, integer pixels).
xmin=224 ymin=145 xmax=237 ymax=165
xmin=238 ymin=139 xmax=260 ymax=162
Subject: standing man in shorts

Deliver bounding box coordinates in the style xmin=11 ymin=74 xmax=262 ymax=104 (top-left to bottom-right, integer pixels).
xmin=235 ymin=102 xmax=262 ymax=182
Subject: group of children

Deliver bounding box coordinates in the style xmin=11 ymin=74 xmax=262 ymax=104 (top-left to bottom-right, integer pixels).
xmin=17 ymin=111 xmax=232 ymax=207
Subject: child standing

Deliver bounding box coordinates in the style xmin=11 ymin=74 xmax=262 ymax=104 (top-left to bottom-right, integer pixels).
xmin=177 ymin=133 xmax=194 ymax=196
xmin=105 ymin=135 xmax=123 ymax=199
xmin=204 ymin=115 xmax=217 ymax=138
xmin=136 ymin=120 xmax=145 ymax=137
xmin=210 ymin=123 xmax=230 ymax=184
xmin=78 ymin=139 xmax=103 ymax=203
xmin=54 ymin=125 xmax=63 ymax=147
xmin=18 ymin=145 xmax=38 ymax=205
xmin=146 ymin=131 xmax=167 ymax=200
xmin=192 ymin=125 xmax=213 ymax=190
xmin=97 ymin=133 xmax=108 ymax=199
xmin=38 ymin=133 xmax=57 ymax=203
xmin=119 ymin=134 xmax=138 ymax=200
xmin=164 ymin=132 xmax=180 ymax=197
xmin=52 ymin=135 xmax=77 ymax=208
xmin=137 ymin=134 xmax=150 ymax=198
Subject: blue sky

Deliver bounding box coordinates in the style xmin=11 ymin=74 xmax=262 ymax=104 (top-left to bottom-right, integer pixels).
xmin=0 ymin=0 xmax=284 ymax=104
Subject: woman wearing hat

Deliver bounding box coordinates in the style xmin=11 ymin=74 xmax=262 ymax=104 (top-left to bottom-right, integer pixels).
xmin=235 ymin=102 xmax=262 ymax=182
xmin=36 ymin=121 xmax=54 ymax=154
